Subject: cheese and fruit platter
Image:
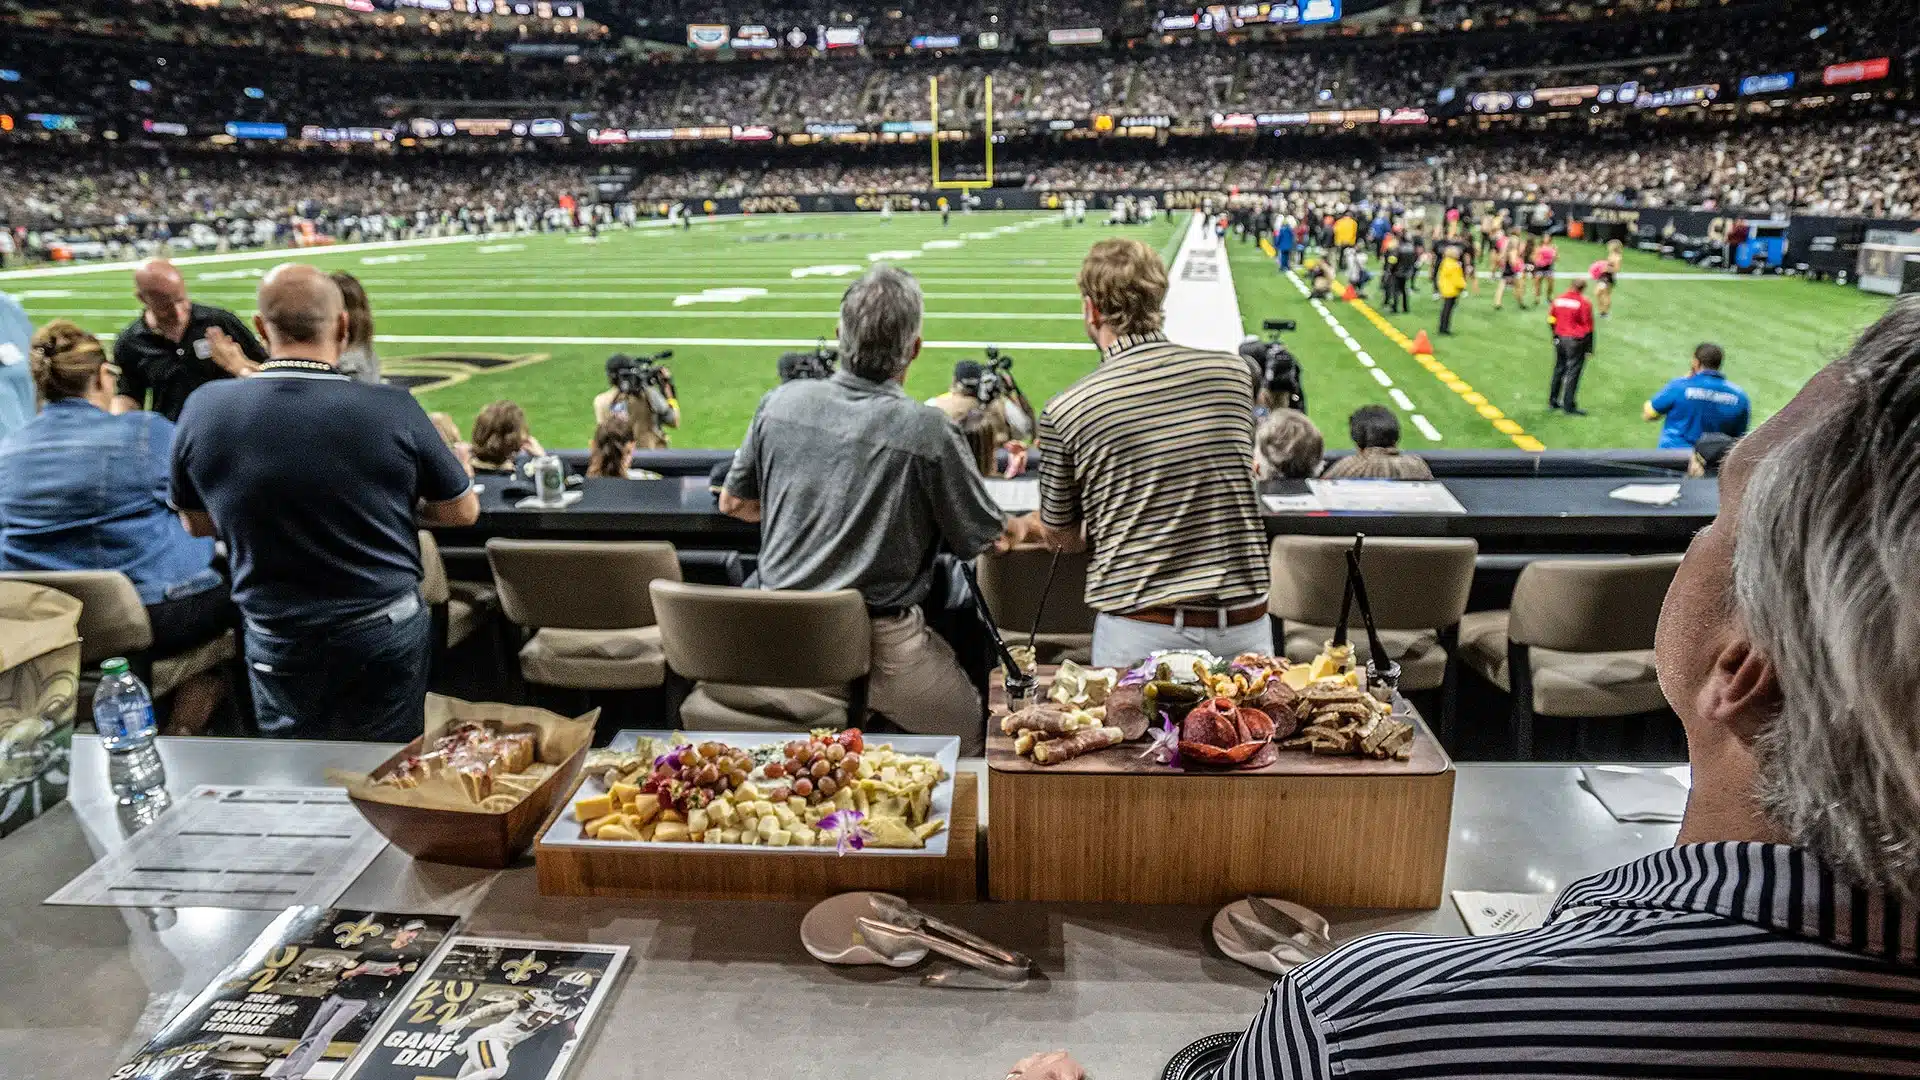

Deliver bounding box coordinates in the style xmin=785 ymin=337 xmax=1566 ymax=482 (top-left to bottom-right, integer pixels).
xmin=535 ymin=729 xmax=977 ymax=902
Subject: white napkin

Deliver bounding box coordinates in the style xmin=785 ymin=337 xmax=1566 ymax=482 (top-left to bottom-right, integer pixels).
xmin=515 ymin=490 xmax=585 ymax=510
xmin=1452 ymin=891 xmax=1557 ymax=936
xmin=1579 ymin=765 xmax=1690 ymax=823
xmin=1608 ymin=482 xmax=1684 ymax=506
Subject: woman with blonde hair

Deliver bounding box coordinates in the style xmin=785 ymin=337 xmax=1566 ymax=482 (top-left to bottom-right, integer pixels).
xmin=0 ymin=320 xmax=233 ymax=728
xmin=329 ymin=270 xmax=381 ymax=385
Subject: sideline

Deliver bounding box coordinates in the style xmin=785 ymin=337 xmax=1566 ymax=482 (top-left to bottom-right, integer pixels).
xmin=1162 ymin=212 xmax=1246 ymax=353
xmin=0 ymin=215 xmax=759 ymax=282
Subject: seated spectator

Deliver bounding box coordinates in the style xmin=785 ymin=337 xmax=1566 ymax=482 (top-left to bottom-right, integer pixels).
xmin=720 ymin=265 xmax=1030 ymax=752
xmin=1689 ymin=431 xmax=1736 ymax=477
xmin=469 ymin=400 xmax=545 ymax=476
xmin=0 ymin=320 xmax=233 ymax=729
xmin=427 ymin=410 xmax=464 ymax=452
xmin=1321 ymin=405 xmax=1434 ymax=480
xmin=1254 ymin=409 xmax=1324 ymax=480
xmin=170 ymin=265 xmax=478 ymax=740
xmin=329 ymin=271 xmax=381 ymax=385
xmin=586 ymin=415 xmax=638 ymax=479
xmin=1008 ymin=302 xmax=1920 ymax=1080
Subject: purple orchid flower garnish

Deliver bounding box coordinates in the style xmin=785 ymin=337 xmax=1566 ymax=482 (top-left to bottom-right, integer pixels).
xmin=816 ymin=809 xmax=872 ymax=855
xmin=1138 ymin=710 xmax=1180 ymax=766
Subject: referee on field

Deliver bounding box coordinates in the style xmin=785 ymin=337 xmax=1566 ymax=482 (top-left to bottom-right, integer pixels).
xmin=1547 ymin=278 xmax=1595 ymax=415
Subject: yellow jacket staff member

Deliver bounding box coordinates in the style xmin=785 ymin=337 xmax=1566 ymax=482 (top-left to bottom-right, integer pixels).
xmin=1332 ymin=214 xmax=1358 ymax=249
xmin=1436 ymin=253 xmax=1467 ymax=335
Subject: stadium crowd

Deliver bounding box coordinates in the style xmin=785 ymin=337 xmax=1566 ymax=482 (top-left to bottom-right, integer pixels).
xmin=6 ymin=116 xmax=1918 ymax=239
xmin=3 ymin=0 xmax=1906 ymax=134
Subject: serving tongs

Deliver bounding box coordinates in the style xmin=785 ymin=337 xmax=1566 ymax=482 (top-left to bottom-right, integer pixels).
xmin=958 ymin=557 xmax=1047 ymax=707
xmin=856 ymin=908 xmax=1031 ymax=985
xmin=1336 ymin=535 xmax=1400 ymax=700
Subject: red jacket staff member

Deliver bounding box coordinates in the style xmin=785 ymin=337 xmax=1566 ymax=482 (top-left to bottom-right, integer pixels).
xmin=1548 ymin=278 xmax=1595 ymax=416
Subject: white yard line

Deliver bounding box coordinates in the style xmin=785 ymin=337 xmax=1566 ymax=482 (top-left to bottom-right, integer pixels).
xmin=27 ymin=307 xmax=1086 ymax=322
xmin=372 ymin=334 xmax=1100 ymax=350
xmin=1162 ymin=213 xmax=1246 ymax=353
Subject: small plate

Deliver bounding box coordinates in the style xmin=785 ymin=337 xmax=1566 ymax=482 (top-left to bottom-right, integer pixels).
xmin=802 ymin=891 xmax=927 ymax=968
xmin=1209 ymin=897 xmax=1333 ymax=976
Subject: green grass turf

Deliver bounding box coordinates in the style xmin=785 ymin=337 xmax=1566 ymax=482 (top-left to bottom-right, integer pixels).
xmin=7 ymin=211 xmax=1887 ymax=452
xmin=1228 ymin=235 xmax=1892 ymax=451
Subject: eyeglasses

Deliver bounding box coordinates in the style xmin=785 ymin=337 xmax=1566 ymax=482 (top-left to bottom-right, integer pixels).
xmin=103 ymin=362 xmax=122 ymax=381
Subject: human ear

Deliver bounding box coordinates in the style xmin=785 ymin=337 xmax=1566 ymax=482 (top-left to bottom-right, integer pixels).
xmin=1702 ymin=639 xmax=1778 ymax=744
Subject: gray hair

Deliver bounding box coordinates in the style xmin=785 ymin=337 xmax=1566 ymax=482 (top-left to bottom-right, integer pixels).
xmin=839 ymin=265 xmax=923 ymax=382
xmin=1732 ymin=301 xmax=1920 ymax=903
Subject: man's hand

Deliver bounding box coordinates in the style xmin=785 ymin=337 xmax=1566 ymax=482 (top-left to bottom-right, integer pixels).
xmin=1002 ymin=441 xmax=1029 ymax=479
xmin=718 ymin=490 xmax=762 ymax=523
xmin=1006 ymin=1051 xmax=1086 ymax=1080
xmin=204 ymin=327 xmax=262 ymax=377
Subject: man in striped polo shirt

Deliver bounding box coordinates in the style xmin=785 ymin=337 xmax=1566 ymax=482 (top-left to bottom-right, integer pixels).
xmin=1031 ymin=237 xmax=1272 ymax=667
xmin=1008 ymin=305 xmax=1920 ymax=1080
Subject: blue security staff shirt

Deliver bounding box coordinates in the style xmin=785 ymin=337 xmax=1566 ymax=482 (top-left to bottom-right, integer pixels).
xmin=1649 ymin=369 xmax=1751 ymax=449
xmin=0 ymin=293 xmax=35 ymax=439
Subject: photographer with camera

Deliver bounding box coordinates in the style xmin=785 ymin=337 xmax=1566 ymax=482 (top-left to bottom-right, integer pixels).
xmin=1239 ymin=320 xmax=1306 ymax=419
xmin=593 ymin=351 xmax=679 ymax=450
xmin=927 ymin=349 xmax=1036 ymax=478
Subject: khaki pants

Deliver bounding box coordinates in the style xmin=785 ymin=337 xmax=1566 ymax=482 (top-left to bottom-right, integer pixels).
xmin=683 ymin=607 xmax=985 ymax=753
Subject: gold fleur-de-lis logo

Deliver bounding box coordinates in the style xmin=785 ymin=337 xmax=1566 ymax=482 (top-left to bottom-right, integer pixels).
xmin=501 ymin=952 xmax=548 ymax=984
xmin=332 ymin=916 xmax=385 ymax=948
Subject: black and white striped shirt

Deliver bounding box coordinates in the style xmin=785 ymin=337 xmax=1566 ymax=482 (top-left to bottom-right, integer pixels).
xmin=1225 ymin=843 xmax=1920 ymax=1079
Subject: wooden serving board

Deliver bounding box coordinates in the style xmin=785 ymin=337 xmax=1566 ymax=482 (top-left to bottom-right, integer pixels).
xmin=534 ymin=771 xmax=978 ymax=902
xmin=988 ymin=667 xmax=1454 ymax=908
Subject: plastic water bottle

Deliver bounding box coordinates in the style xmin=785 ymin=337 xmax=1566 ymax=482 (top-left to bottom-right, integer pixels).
xmin=94 ymin=658 xmax=167 ymax=805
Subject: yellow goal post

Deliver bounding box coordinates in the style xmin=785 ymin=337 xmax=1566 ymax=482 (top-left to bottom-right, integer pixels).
xmin=928 ymin=75 xmax=994 ymax=191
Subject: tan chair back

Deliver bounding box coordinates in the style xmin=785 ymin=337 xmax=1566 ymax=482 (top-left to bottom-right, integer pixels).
xmin=1509 ymin=555 xmax=1683 ymax=653
xmin=1268 ymin=536 xmax=1478 ymax=630
xmin=487 ymin=540 xmax=681 ymax=630
xmin=0 ymin=570 xmax=153 ymax=665
xmin=418 ymin=532 xmax=451 ymax=606
xmin=649 ymin=581 xmax=871 ymax=687
xmin=976 ymin=550 xmax=1095 ymax=635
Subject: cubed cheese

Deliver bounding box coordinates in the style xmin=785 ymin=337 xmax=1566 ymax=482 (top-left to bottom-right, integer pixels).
xmin=573 ymin=793 xmax=615 ymax=822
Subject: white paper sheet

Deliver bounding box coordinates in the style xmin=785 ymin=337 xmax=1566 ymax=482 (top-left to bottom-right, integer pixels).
xmin=46 ymin=785 xmax=389 ymax=909
xmin=515 ymin=490 xmax=585 ymax=509
xmin=983 ymin=478 xmax=1040 ymax=514
xmin=1308 ymin=479 xmax=1468 ymax=514
xmin=1262 ymin=492 xmax=1326 ymax=512
xmin=1578 ymin=765 xmax=1691 ymax=823
xmin=1608 ymin=482 xmax=1684 ymax=507
xmin=1452 ymin=890 xmax=1558 ymax=936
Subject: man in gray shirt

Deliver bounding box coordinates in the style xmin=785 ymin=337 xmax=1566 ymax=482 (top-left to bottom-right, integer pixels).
xmin=721 ymin=265 xmax=1025 ymax=749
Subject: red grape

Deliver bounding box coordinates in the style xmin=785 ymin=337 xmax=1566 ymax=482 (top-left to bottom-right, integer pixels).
xmin=793 ymin=777 xmax=813 ymax=797
xmin=764 ymin=762 xmax=786 ymax=779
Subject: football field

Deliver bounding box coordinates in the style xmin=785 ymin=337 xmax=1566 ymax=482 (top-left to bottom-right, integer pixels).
xmin=3 ymin=210 xmax=1890 ymax=452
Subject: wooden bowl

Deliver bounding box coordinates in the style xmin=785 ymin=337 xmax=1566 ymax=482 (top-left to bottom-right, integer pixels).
xmin=349 ymin=733 xmax=588 ymax=869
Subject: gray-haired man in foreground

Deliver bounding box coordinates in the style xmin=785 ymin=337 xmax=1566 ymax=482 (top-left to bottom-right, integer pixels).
xmin=1007 ymin=302 xmax=1920 ymax=1080
xmin=720 ymin=265 xmax=1031 ymax=751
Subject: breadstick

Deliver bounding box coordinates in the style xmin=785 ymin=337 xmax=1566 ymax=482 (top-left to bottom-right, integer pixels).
xmin=1030 ymin=726 xmax=1124 ymax=765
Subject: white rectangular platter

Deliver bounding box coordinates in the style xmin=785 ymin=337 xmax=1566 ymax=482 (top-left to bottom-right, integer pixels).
xmin=537 ymin=730 xmax=960 ymax=858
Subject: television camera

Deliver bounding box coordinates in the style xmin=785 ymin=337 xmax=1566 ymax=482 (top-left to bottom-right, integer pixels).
xmin=777 ymin=339 xmax=839 ymax=382
xmin=606 ymin=350 xmax=675 ymax=422
xmin=1240 ymin=319 xmax=1307 ymax=414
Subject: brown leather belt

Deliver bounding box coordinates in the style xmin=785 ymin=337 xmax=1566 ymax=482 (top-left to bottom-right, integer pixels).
xmin=1117 ymin=600 xmax=1269 ymax=629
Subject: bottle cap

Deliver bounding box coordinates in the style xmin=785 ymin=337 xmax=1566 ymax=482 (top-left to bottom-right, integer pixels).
xmin=101 ymin=657 xmax=130 ymax=675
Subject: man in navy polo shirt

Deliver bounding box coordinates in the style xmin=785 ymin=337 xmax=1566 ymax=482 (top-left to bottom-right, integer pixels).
xmin=171 ymin=264 xmax=478 ymax=740
xmin=1644 ymin=342 xmax=1752 ymax=450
